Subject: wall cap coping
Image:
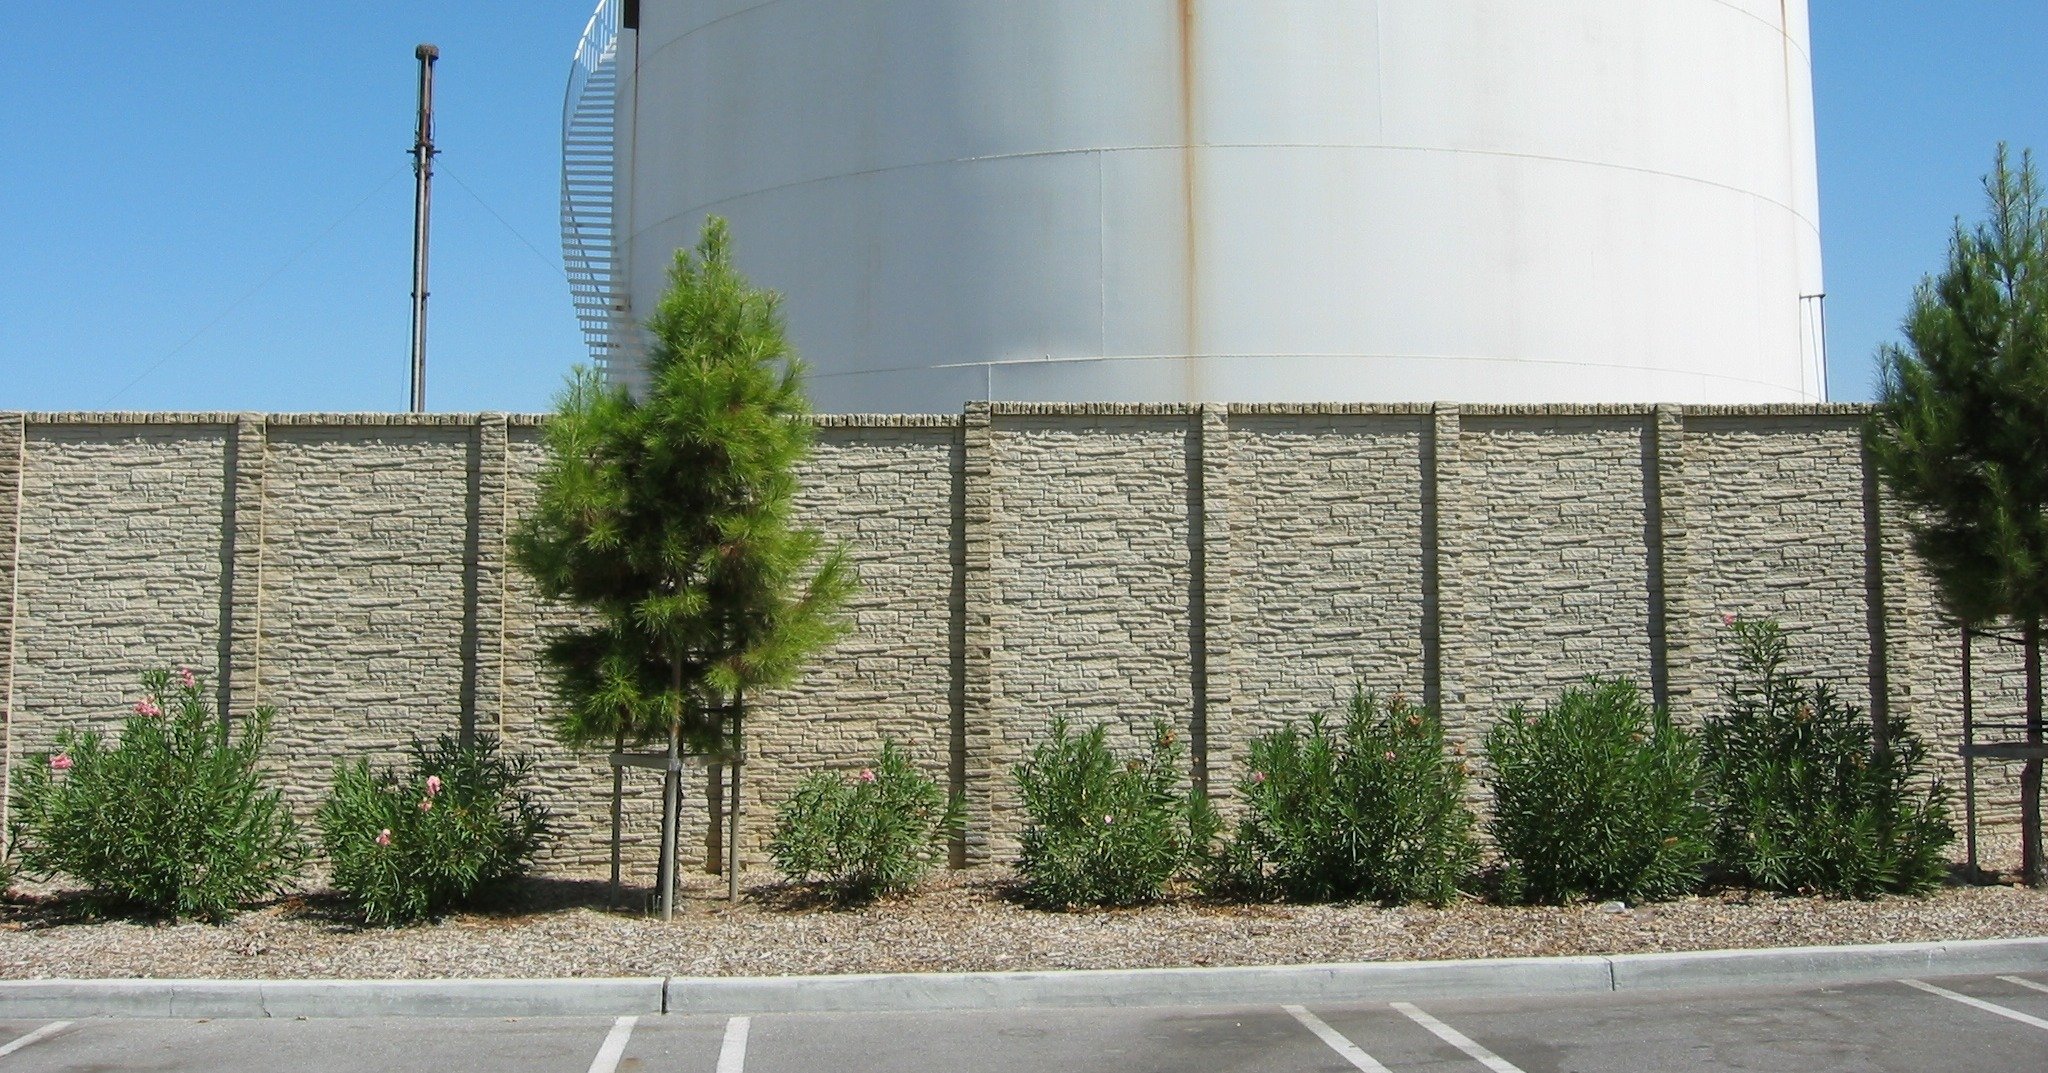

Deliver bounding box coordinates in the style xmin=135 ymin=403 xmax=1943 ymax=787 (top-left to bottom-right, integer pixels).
xmin=9 ymin=412 xmax=530 ymax=427
xmin=812 ymin=413 xmax=964 ymax=428
xmin=2 ymin=403 xmax=1875 ymax=428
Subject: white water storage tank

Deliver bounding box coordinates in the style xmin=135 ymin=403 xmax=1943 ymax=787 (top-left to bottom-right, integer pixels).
xmin=576 ymin=0 xmax=1826 ymax=410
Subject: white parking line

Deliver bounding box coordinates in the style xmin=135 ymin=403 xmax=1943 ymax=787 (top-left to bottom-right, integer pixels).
xmin=1998 ymin=975 xmax=2048 ymax=996
xmin=717 ymin=1015 xmax=751 ymax=1073
xmin=585 ymin=1015 xmax=637 ymax=1073
xmin=1902 ymin=978 xmax=2048 ymax=1032
xmin=1391 ymin=1002 xmax=1527 ymax=1073
xmin=0 ymin=1021 xmax=71 ymax=1060
xmin=1282 ymin=1005 xmax=1393 ymax=1073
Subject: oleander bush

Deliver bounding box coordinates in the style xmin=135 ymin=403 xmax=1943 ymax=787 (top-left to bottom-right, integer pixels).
xmin=1211 ymin=690 xmax=1478 ymax=905
xmin=1013 ymin=719 xmax=1217 ymax=908
xmin=7 ymin=667 xmax=306 ymax=921
xmin=770 ymin=740 xmax=963 ymax=902
xmin=1704 ymin=617 xmax=1952 ymax=898
xmin=319 ymin=734 xmax=550 ymax=925
xmin=1485 ymin=677 xmax=1711 ymax=904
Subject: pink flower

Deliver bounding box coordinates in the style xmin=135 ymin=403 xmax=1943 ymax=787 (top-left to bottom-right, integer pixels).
xmin=425 ymin=775 xmax=443 ymax=797
xmin=375 ymin=829 xmax=392 ymax=847
xmin=418 ymin=798 xmax=433 ymax=812
xmin=1250 ymin=771 xmax=1267 ymax=784
xmin=133 ymin=698 xmax=162 ymax=717
xmin=1721 ymin=612 xmax=1737 ymax=627
xmin=856 ymin=768 xmax=876 ymax=784
xmin=177 ymin=667 xmax=196 ymax=689
xmin=1383 ymin=751 xmax=1398 ymax=762
xmin=1102 ymin=814 xmax=1114 ymax=826
xmin=49 ymin=754 xmax=72 ymax=772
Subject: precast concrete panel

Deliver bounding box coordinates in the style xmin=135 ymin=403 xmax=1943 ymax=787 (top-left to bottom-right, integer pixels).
xmin=607 ymin=0 xmax=1826 ymax=409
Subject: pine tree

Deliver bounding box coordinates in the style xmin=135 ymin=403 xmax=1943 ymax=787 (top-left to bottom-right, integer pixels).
xmin=1869 ymin=145 xmax=2048 ymax=886
xmin=511 ymin=217 xmax=855 ymax=910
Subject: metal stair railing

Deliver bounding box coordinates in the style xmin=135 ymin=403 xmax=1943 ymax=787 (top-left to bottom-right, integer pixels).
xmin=562 ymin=0 xmax=629 ymax=376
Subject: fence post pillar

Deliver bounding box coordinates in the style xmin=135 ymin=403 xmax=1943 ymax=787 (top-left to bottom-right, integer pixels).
xmin=959 ymin=402 xmax=997 ymax=863
xmin=462 ymin=413 xmax=510 ymax=742
xmin=1651 ymin=404 xmax=1700 ymax=722
xmin=0 ymin=414 xmax=24 ymax=837
xmin=1193 ymin=404 xmax=1233 ymax=801
xmin=225 ymin=414 xmax=267 ymax=722
xmin=1426 ymin=403 xmax=1466 ymax=730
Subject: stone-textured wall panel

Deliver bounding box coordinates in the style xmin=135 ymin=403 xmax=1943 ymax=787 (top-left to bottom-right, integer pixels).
xmin=495 ymin=419 xmax=965 ymax=876
xmin=11 ymin=422 xmax=230 ymax=761
xmin=1683 ymin=415 xmax=1874 ymax=707
xmin=745 ymin=420 xmax=963 ymax=861
xmin=1886 ymin=499 xmax=2028 ymax=839
xmin=258 ymin=422 xmax=474 ymax=815
xmin=1222 ymin=410 xmax=1431 ymax=761
xmin=986 ymin=410 xmax=1196 ymax=852
xmin=1952 ymin=620 xmax=2034 ymax=836
xmin=499 ymin=423 xmax=677 ymax=878
xmin=1890 ymin=549 xmax=2026 ymax=833
xmin=3 ymin=404 xmax=1984 ymax=876
xmin=1448 ymin=412 xmax=1658 ymax=742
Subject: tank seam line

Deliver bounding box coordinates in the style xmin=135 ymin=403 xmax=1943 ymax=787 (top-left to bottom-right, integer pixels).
xmin=635 ymin=144 xmax=1817 ymax=239
xmin=637 ymin=0 xmax=796 ymax=65
xmin=810 ymin=354 xmax=1814 ymax=396
xmin=1696 ymin=0 xmax=1812 ymax=61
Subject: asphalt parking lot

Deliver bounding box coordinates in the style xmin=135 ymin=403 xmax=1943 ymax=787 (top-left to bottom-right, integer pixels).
xmin=0 ymin=973 xmax=2045 ymax=1072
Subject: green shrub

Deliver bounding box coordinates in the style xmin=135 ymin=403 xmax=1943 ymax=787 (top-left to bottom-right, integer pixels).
xmin=7 ymin=668 xmax=306 ymax=921
xmin=318 ymin=734 xmax=550 ymax=925
xmin=1014 ymin=719 xmax=1216 ymax=907
xmin=1704 ymin=618 xmax=1951 ymax=897
xmin=1212 ymin=690 xmax=1478 ymax=905
xmin=1485 ymin=678 xmax=1711 ymax=904
xmin=770 ymin=741 xmax=963 ymax=902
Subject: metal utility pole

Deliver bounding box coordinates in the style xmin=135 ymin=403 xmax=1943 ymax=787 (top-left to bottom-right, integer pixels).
xmin=409 ymin=43 xmax=440 ymax=413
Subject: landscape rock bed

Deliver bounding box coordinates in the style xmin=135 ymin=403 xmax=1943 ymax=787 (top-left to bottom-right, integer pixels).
xmin=2 ymin=857 xmax=2044 ymax=982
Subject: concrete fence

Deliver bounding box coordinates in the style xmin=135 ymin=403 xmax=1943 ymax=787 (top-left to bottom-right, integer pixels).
xmin=0 ymin=404 xmax=2022 ymax=877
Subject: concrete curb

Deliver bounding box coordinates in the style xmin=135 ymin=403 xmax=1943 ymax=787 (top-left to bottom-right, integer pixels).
xmin=1606 ymin=937 xmax=2048 ymax=992
xmin=0 ymin=977 xmax=666 ymax=1020
xmin=2 ymin=938 xmax=2043 ymax=1019
xmin=663 ymin=956 xmax=1614 ymax=1015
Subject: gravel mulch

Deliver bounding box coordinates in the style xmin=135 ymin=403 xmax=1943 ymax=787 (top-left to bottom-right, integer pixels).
xmin=3 ymin=854 xmax=2046 ymax=981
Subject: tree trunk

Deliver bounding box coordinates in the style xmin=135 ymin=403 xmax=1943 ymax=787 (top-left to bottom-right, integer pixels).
xmin=609 ymin=729 xmax=625 ymax=908
xmin=705 ymin=764 xmax=724 ymax=873
xmin=658 ymin=720 xmax=681 ymax=919
xmin=658 ymin=662 xmax=684 ymax=920
xmin=728 ymin=698 xmax=743 ymax=903
xmin=2025 ymin=620 xmax=2044 ymax=889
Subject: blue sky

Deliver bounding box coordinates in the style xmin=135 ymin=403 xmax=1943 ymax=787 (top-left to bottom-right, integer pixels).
xmin=2 ymin=2 xmax=2043 ymax=413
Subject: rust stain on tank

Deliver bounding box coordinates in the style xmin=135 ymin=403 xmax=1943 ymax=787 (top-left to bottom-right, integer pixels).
xmin=1178 ymin=0 xmax=1203 ymax=399
xmin=1778 ymin=0 xmax=1799 ymax=218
